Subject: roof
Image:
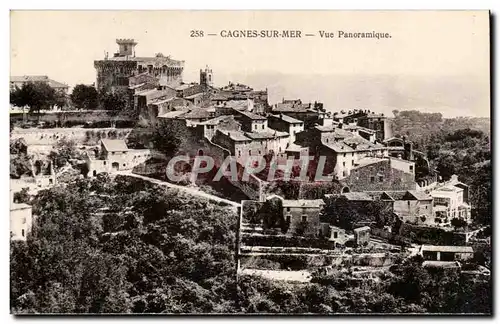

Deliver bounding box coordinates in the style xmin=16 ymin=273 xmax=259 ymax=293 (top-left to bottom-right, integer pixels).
xmin=282 ymin=199 xmax=324 ymax=208
xmin=150 ymin=96 xmax=176 ymax=105
xmin=315 ymin=125 xmax=348 ymax=134
xmin=421 ymin=245 xmax=473 ymax=253
xmin=101 ymin=139 xmax=129 ymax=152
xmin=175 ymin=83 xmax=197 ymax=91
xmin=238 ymin=110 xmax=267 ymax=120
xmin=406 ymin=190 xmax=433 ymax=201
xmin=342 ymin=192 xmax=373 ymax=201
xmin=105 ymin=55 xmax=184 ymax=67
xmin=184 ymin=92 xmax=205 ymax=100
xmin=158 ymin=110 xmax=187 ymax=119
xmin=129 ymin=83 xmax=146 ymax=90
xmin=285 ymin=143 xmax=307 ymax=152
xmin=270 ymin=114 xmax=303 ymax=124
xmin=11 ymin=75 xmax=50 ymax=82
xmin=198 ymin=115 xmax=233 ymax=126
xmin=11 ymin=75 xmax=68 ymax=88
xmin=352 ymin=157 xmax=387 ymax=168
xmin=10 ymin=202 xmax=32 ymax=211
xmin=273 ymin=103 xmax=310 ymax=112
xmin=182 ymin=109 xmax=212 ymax=119
xmin=217 ymin=129 xmax=250 ymax=142
xmin=219 ymin=100 xmax=250 ymax=111
xmin=245 ymin=131 xmax=289 ymax=140
xmin=354 ymin=226 xmax=371 ymax=232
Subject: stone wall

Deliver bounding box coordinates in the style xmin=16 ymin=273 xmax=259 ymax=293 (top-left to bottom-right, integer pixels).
xmin=11 ymin=127 xmax=132 ymax=146
xmin=10 ymin=110 xmax=136 ymax=126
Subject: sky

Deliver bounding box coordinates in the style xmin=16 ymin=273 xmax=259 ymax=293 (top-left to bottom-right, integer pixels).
xmin=10 ymin=10 xmax=490 ymax=117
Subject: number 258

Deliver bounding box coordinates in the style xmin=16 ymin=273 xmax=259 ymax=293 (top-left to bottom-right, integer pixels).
xmin=190 ymin=30 xmax=204 ymax=37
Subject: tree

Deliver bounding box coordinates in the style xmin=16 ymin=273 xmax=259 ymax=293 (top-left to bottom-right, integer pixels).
xmin=450 ymin=217 xmax=467 ymax=230
xmin=10 ymin=82 xmax=56 ymax=114
xmin=48 ymin=138 xmax=84 ymax=170
xmin=152 ymin=122 xmax=191 ymax=156
xmin=70 ymin=84 xmax=99 ymax=110
xmin=52 ymin=90 xmax=68 ymax=110
xmin=99 ymin=89 xmax=127 ymax=112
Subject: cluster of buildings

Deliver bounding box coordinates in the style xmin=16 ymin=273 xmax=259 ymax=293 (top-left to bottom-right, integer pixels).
xmin=87 ymin=39 xmax=472 ymax=231
xmin=9 ymin=38 xmax=473 ymax=252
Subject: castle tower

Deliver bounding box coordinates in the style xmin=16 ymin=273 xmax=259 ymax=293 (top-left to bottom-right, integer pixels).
xmin=200 ymin=65 xmax=213 ymax=87
xmin=115 ymin=39 xmax=138 ymax=57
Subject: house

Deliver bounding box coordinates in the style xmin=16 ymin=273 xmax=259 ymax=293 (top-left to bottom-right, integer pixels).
xmin=430 ymin=175 xmax=471 ymax=224
xmin=267 ymin=114 xmax=305 ymax=145
xmin=86 ymin=139 xmax=151 ymax=176
xmin=368 ymin=190 xmax=434 ymax=225
xmin=420 ymin=245 xmax=474 ymax=262
xmin=353 ymin=226 xmax=371 ymax=246
xmin=10 ymin=75 xmax=69 ymax=94
xmin=320 ymin=223 xmax=350 ymax=247
xmin=10 ymin=190 xmax=33 ymax=241
xmin=282 ymin=199 xmax=324 ymax=237
xmin=94 ymin=39 xmax=184 ymax=92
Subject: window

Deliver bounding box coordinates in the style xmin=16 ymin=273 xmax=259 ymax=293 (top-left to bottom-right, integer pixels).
xmin=49 ymin=179 xmax=53 ymax=184
xmin=286 ymin=207 xmax=291 ymax=212
xmin=258 ymin=150 xmax=261 ymax=155
xmin=343 ymin=161 xmax=346 ymax=167
xmin=248 ymin=150 xmax=251 ymax=156
xmin=301 ymin=215 xmax=308 ymax=222
xmin=286 ymin=215 xmax=291 ymax=223
xmin=112 ymin=152 xmax=115 ymax=155
xmin=124 ymin=45 xmax=128 ymax=51
xmin=343 ymin=153 xmax=346 ymax=157
xmin=255 ymin=124 xmax=258 ymax=130
xmin=370 ymin=176 xmax=375 ymax=183
xmin=352 ymin=160 xmax=354 ymax=166
xmin=104 ymin=161 xmax=106 ymax=165
xmin=408 ymin=201 xmax=411 ymax=206
xmin=21 ymin=229 xmax=25 ymax=237
xmin=409 ymin=165 xmax=414 ymax=171
xmin=123 ymin=163 xmax=126 ymax=167
xmin=238 ymin=150 xmax=241 ymax=157
xmin=262 ymin=125 xmax=265 ymax=129
xmin=379 ymin=176 xmax=383 ymax=182
xmin=333 ymin=232 xmax=338 ymax=239
xmin=343 ymin=171 xmax=347 ymax=177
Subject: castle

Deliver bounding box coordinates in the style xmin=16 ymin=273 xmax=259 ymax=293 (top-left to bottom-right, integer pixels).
xmin=94 ymin=39 xmax=185 ymax=92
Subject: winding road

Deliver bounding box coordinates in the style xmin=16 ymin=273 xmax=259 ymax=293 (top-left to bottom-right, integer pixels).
xmin=114 ymin=170 xmax=242 ymax=208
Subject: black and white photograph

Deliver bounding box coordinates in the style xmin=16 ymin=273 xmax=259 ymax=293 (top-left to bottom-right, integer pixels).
xmin=9 ymin=10 xmax=492 ymax=315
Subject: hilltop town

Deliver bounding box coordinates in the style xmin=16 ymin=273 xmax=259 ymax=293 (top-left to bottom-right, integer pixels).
xmin=10 ymin=38 xmax=492 ymax=314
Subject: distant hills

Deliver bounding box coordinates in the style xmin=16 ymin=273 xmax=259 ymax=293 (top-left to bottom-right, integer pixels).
xmin=224 ymin=72 xmax=490 ymax=118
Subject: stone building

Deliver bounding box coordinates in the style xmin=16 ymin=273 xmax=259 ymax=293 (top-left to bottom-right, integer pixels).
xmin=10 ymin=190 xmax=33 ymax=242
xmin=267 ymin=114 xmax=305 ymax=145
xmin=342 ymin=157 xmax=416 ymax=192
xmin=295 ymin=124 xmax=392 ymax=181
xmin=353 ymin=226 xmax=371 ymax=246
xmin=282 ymin=199 xmax=324 ymax=237
xmin=332 ymin=109 xmax=392 ymax=142
xmin=319 ymin=223 xmax=350 ymax=247
xmin=86 ymin=139 xmax=151 ymax=176
xmin=421 ymin=245 xmax=474 ymax=262
xmin=430 ymin=175 xmax=471 ymax=224
xmin=94 ymin=39 xmax=184 ymax=92
xmin=10 ymin=75 xmax=69 ymax=94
